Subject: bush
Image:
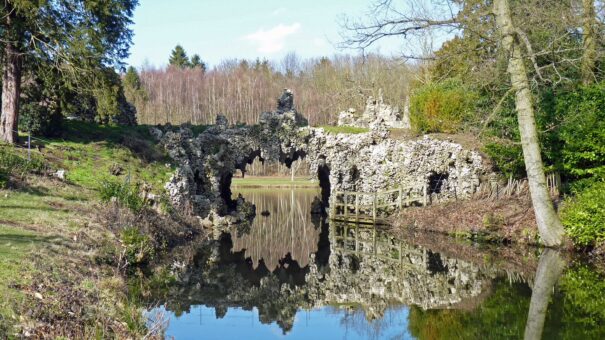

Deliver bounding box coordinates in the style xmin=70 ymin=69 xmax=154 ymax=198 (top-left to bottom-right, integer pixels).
xmin=561 ymin=181 xmax=605 ymax=247
xmin=483 ymin=141 xmax=526 ymax=178
xmin=0 ymin=145 xmax=47 ymax=180
xmin=99 ymin=179 xmax=145 ymax=212
xmin=410 ymin=78 xmax=478 ymax=133
xmin=19 ymin=101 xmax=63 ymax=137
xmin=557 ymin=82 xmax=605 ymax=180
xmin=120 ymin=227 xmax=155 ymax=265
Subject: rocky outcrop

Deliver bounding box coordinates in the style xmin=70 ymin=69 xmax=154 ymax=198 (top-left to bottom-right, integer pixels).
xmin=160 ymin=90 xmax=491 ymax=222
xmin=337 ymin=94 xmax=410 ymax=129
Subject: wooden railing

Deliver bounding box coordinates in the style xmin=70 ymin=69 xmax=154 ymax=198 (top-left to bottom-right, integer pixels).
xmin=330 ymin=184 xmax=428 ymax=224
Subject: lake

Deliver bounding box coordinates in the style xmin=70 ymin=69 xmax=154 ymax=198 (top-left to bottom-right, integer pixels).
xmin=147 ymin=187 xmax=605 ymax=339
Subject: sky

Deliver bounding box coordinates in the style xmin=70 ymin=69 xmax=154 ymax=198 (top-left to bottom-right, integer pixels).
xmin=126 ymin=0 xmax=403 ymax=69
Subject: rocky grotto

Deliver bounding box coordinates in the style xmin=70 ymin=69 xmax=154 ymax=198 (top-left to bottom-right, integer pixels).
xmin=157 ymin=90 xmax=493 ymax=226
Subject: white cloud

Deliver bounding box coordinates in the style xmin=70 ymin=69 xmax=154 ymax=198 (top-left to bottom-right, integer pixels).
xmin=244 ymin=23 xmax=301 ymax=54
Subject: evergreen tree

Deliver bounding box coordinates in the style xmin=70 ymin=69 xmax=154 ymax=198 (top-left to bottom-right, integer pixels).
xmin=0 ymin=0 xmax=138 ymax=144
xmin=169 ymin=45 xmax=191 ymax=69
xmin=190 ymin=54 xmax=207 ymax=72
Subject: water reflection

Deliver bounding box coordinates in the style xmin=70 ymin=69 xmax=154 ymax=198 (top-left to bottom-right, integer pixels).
xmin=229 ymin=188 xmax=321 ymax=270
xmin=147 ymin=189 xmax=605 ymax=339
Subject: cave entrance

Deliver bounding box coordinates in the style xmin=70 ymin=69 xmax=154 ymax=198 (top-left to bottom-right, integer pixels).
xmin=428 ymin=172 xmax=449 ymax=195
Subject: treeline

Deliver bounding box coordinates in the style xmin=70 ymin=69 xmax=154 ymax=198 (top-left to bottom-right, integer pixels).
xmin=129 ymin=52 xmax=413 ymax=126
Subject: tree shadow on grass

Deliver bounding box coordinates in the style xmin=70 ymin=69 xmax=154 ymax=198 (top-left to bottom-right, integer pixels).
xmin=0 ymin=232 xmax=72 ymax=252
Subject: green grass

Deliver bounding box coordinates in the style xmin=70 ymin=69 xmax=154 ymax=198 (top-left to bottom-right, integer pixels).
xmin=17 ymin=121 xmax=175 ymax=192
xmin=318 ymin=125 xmax=369 ymax=134
xmin=0 ymin=226 xmax=39 ymax=328
xmin=0 ymin=180 xmax=94 ymax=233
xmin=231 ymin=176 xmax=317 ymax=188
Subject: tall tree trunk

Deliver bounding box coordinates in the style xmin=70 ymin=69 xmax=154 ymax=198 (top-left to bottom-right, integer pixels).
xmin=0 ymin=42 xmax=22 ymax=144
xmin=0 ymin=4 xmax=23 ymax=145
xmin=523 ymin=249 xmax=566 ymax=340
xmin=581 ymin=0 xmax=597 ymax=85
xmin=494 ymin=0 xmax=566 ymax=247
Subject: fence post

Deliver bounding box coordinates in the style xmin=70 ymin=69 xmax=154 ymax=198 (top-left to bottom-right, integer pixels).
xmin=373 ymin=192 xmax=377 ymax=220
xmin=27 ymin=131 xmax=31 ymax=162
xmin=344 ymin=192 xmax=348 ymax=218
xmin=355 ymin=194 xmax=359 ymax=222
xmin=423 ymin=183 xmax=428 ymax=206
xmin=398 ymin=187 xmax=403 ymax=209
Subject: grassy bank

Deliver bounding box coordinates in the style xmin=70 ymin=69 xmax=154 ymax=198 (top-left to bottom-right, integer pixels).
xmin=0 ymin=121 xmax=178 ymax=337
xmin=232 ymin=176 xmax=317 ymax=188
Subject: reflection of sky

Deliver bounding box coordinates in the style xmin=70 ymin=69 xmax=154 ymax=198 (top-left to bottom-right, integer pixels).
xmin=150 ymin=305 xmax=415 ymax=340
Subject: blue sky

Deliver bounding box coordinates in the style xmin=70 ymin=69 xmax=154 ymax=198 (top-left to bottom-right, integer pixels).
xmin=126 ymin=0 xmax=401 ymax=68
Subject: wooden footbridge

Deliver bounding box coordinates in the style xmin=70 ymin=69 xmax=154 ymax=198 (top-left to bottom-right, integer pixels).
xmin=329 ymin=184 xmax=428 ymax=225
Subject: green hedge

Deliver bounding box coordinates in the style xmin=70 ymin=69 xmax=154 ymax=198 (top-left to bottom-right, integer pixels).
xmin=561 ymin=181 xmax=605 ymax=247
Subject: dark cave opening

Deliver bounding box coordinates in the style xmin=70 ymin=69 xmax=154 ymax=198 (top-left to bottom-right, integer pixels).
xmin=317 ymin=155 xmax=331 ymax=207
xmin=428 ymin=172 xmax=449 ymax=195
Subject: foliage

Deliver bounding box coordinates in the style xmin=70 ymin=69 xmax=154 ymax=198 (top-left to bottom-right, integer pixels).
xmin=99 ymin=179 xmax=145 ymax=212
xmin=483 ymin=141 xmax=526 ymax=178
xmin=0 ymin=145 xmax=46 ymax=184
xmin=120 ymin=227 xmax=155 ymax=265
xmin=190 ymin=54 xmax=207 ymax=72
xmin=18 ymin=70 xmax=64 ymax=137
xmin=409 ymin=78 xmax=478 ymax=134
xmin=557 ymin=82 xmax=605 ymax=180
xmin=561 ymin=180 xmax=605 ymax=247
xmin=408 ymin=280 xmax=531 ymax=339
xmin=169 ymin=44 xmax=191 ymax=68
xmin=558 ymin=265 xmax=605 ymax=339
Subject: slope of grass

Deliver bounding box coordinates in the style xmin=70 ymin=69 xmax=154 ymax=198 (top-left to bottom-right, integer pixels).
xmin=0 ymin=121 xmax=174 ymax=337
xmin=0 ymin=227 xmax=36 ymax=333
xmin=318 ymin=125 xmax=369 ymax=134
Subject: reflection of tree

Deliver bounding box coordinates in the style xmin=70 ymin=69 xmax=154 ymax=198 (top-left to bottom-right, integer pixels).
xmin=328 ymin=306 xmax=409 ymax=340
xmin=408 ymin=280 xmax=531 ymax=339
xmin=230 ymin=188 xmax=321 ymax=270
xmin=523 ymin=250 xmax=565 ymax=340
xmin=554 ymin=264 xmax=605 ymax=339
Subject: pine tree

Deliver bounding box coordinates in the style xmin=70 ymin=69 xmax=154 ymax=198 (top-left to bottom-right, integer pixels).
xmin=169 ymin=45 xmax=190 ymax=69
xmin=0 ymin=0 xmax=138 ymax=143
xmin=190 ymin=54 xmax=207 ymax=72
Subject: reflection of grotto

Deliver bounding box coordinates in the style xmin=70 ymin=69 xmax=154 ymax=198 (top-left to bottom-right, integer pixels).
xmin=150 ymin=216 xmax=529 ymax=334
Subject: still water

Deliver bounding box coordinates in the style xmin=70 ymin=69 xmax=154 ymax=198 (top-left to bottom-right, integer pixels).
xmin=148 ymin=188 xmax=605 ymax=339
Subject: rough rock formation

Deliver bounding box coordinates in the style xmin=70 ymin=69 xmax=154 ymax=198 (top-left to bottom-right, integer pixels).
xmin=337 ymin=94 xmax=410 ymax=129
xmin=160 ymin=91 xmax=491 ymax=223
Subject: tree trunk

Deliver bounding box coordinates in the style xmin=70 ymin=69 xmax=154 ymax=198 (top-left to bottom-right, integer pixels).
xmin=523 ymin=249 xmax=566 ymax=340
xmin=581 ymin=0 xmax=597 ymax=85
xmin=494 ymin=0 xmax=566 ymax=247
xmin=0 ymin=42 xmax=22 ymax=144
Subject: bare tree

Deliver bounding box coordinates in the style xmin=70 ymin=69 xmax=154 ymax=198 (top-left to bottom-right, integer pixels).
xmin=581 ymin=0 xmax=598 ymax=84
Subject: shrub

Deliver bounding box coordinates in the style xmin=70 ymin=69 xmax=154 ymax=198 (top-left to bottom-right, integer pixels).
xmin=120 ymin=227 xmax=155 ymax=265
xmin=0 ymin=145 xmax=47 ymax=179
xmin=410 ymin=78 xmax=478 ymax=133
xmin=561 ymin=180 xmax=605 ymax=247
xmin=483 ymin=141 xmax=526 ymax=178
xmin=557 ymin=82 xmax=605 ymax=180
xmin=99 ymin=179 xmax=144 ymax=212
xmin=19 ymin=101 xmax=63 ymax=137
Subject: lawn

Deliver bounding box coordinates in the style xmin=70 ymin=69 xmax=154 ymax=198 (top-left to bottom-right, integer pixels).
xmin=231 ymin=176 xmax=317 ymax=188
